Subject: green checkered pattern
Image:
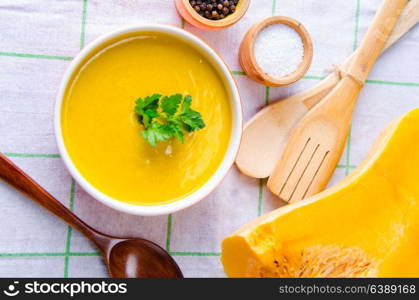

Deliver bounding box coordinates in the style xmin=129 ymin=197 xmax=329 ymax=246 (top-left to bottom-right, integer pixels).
xmin=1 ymin=0 xmax=418 ymax=277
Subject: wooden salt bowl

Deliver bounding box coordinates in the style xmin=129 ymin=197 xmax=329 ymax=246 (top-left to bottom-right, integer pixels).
xmin=175 ymin=0 xmax=250 ymax=30
xmin=240 ymin=16 xmax=313 ymax=87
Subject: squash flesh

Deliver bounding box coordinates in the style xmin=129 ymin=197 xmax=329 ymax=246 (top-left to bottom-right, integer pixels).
xmin=222 ymin=109 xmax=419 ymax=277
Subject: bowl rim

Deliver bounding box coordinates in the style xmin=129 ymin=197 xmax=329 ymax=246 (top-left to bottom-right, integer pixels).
xmin=54 ymin=24 xmax=243 ymax=216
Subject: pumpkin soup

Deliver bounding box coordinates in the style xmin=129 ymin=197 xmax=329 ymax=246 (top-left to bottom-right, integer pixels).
xmin=61 ymin=33 xmax=232 ymax=205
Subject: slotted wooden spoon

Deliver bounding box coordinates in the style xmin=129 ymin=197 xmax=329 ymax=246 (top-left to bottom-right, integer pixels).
xmin=267 ymin=0 xmax=408 ymax=203
xmin=236 ymin=0 xmax=419 ymax=179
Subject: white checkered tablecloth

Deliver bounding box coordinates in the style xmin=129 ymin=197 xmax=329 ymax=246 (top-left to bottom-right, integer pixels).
xmin=0 ymin=0 xmax=418 ymax=277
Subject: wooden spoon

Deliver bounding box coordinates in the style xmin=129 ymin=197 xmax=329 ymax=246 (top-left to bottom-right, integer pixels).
xmin=236 ymin=0 xmax=419 ymax=179
xmin=0 ymin=153 xmax=183 ymax=278
xmin=267 ymin=0 xmax=407 ymax=203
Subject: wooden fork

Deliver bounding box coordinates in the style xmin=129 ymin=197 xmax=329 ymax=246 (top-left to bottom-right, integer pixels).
xmin=236 ymin=0 xmax=419 ymax=179
xmin=267 ymin=0 xmax=408 ymax=203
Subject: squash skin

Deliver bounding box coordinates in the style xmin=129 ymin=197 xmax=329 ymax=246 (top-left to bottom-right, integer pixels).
xmin=222 ymin=109 xmax=419 ymax=278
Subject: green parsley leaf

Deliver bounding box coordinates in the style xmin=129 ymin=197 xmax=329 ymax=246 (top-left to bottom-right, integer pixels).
xmin=135 ymin=94 xmax=161 ymax=127
xmin=161 ymin=94 xmax=182 ymax=116
xmin=134 ymin=94 xmax=205 ymax=147
xmin=180 ymin=95 xmax=192 ymax=113
xmin=141 ymin=122 xmax=173 ymax=147
xmin=180 ymin=110 xmax=206 ymax=132
xmin=179 ymin=95 xmax=205 ymax=131
xmin=167 ymin=119 xmax=185 ymax=143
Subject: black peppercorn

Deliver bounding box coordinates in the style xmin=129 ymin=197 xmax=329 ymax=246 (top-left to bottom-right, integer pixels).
xmin=189 ymin=0 xmax=239 ymax=20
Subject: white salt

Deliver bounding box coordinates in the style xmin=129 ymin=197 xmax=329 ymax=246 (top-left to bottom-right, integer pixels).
xmin=254 ymin=24 xmax=304 ymax=79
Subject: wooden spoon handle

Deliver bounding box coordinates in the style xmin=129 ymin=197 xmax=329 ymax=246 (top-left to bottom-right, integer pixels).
xmin=348 ymin=0 xmax=407 ymax=83
xmin=384 ymin=0 xmax=419 ymax=51
xmin=340 ymin=0 xmax=419 ymax=72
xmin=0 ymin=153 xmax=100 ymax=241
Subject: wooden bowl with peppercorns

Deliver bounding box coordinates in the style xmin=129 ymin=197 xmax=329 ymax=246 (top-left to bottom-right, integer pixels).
xmin=175 ymin=0 xmax=250 ymax=30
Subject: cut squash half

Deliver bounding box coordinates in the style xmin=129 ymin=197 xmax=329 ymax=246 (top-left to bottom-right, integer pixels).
xmin=222 ymin=108 xmax=419 ymax=277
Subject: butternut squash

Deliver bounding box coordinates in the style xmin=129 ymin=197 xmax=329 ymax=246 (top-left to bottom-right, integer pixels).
xmin=222 ymin=109 xmax=419 ymax=277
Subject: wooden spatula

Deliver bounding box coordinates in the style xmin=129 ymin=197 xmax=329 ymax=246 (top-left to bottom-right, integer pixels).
xmin=236 ymin=0 xmax=419 ymax=179
xmin=267 ymin=0 xmax=408 ymax=203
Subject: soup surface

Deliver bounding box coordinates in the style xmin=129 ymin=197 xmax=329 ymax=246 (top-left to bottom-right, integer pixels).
xmin=61 ymin=33 xmax=232 ymax=205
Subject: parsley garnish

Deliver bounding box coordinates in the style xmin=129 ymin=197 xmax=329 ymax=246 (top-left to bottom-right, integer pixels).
xmin=134 ymin=94 xmax=206 ymax=147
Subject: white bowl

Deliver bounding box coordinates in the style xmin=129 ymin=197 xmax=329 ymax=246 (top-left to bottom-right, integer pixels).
xmin=55 ymin=24 xmax=243 ymax=216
